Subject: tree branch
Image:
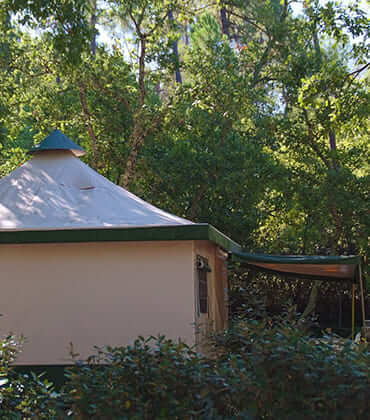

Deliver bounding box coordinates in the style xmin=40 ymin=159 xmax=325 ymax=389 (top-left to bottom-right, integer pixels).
xmin=344 ymin=62 xmax=370 ymax=87
xmin=92 ymin=78 xmax=133 ymax=114
xmin=138 ymin=37 xmax=146 ymax=105
xmin=252 ymin=38 xmax=273 ymax=87
xmin=188 ymin=120 xmax=232 ymax=219
xmin=79 ymin=83 xmax=99 ymax=166
xmin=227 ymin=10 xmax=269 ymax=37
xmin=280 ymin=0 xmax=289 ymax=22
xmin=302 ymin=108 xmax=331 ymax=168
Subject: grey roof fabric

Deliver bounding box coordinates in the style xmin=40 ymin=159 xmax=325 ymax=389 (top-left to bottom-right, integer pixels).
xmin=0 ymin=150 xmax=192 ymax=230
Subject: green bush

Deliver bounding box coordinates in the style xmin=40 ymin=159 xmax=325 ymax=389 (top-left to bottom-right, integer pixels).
xmin=1 ymin=323 xmax=369 ymax=419
xmin=0 ymin=335 xmax=61 ymax=419
xmin=64 ymin=324 xmax=370 ymax=420
xmin=212 ymin=315 xmax=370 ymax=419
xmin=63 ymin=336 xmax=227 ymax=419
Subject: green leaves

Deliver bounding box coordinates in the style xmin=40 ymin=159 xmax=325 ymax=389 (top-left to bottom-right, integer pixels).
xmin=0 ymin=0 xmax=368 ymax=259
xmin=1 ymin=317 xmax=369 ymax=419
xmin=0 ymin=335 xmax=60 ymax=418
xmin=2 ymin=0 xmax=92 ymax=64
xmin=212 ymin=314 xmax=370 ymax=419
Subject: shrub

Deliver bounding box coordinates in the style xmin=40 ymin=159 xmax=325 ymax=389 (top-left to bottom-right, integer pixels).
xmin=64 ymin=336 xmax=228 ymax=419
xmin=64 ymin=322 xmax=370 ymax=420
xmin=1 ymin=322 xmax=369 ymax=419
xmin=212 ymin=315 xmax=370 ymax=419
xmin=0 ymin=335 xmax=61 ymax=419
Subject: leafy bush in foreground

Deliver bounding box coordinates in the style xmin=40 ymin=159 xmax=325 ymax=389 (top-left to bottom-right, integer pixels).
xmin=212 ymin=316 xmax=370 ymax=419
xmin=0 ymin=335 xmax=60 ymax=419
xmin=65 ymin=322 xmax=370 ymax=420
xmin=64 ymin=337 xmax=225 ymax=419
xmin=1 ymin=321 xmax=369 ymax=419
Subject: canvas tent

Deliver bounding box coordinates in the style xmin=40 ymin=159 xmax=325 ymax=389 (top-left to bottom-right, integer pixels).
xmin=1 ymin=130 xmax=365 ymax=368
xmin=0 ymin=130 xmax=238 ymax=366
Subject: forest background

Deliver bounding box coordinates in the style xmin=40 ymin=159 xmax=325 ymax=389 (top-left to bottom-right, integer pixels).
xmin=0 ymin=0 xmax=369 ymax=328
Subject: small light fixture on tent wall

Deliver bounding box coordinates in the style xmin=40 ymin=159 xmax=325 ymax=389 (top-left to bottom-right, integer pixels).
xmin=196 ymin=255 xmax=211 ymax=315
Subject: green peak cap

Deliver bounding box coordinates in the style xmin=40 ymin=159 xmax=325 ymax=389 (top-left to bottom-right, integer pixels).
xmin=29 ymin=129 xmax=86 ymax=157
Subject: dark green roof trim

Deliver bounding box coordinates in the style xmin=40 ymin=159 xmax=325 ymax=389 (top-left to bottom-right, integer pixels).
xmin=232 ymin=252 xmax=361 ymax=265
xmin=0 ymin=224 xmax=241 ymax=252
xmin=207 ymin=224 xmax=241 ymax=253
xmin=29 ymin=129 xmax=85 ymax=156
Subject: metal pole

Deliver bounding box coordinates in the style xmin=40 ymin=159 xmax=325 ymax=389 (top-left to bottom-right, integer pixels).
xmin=358 ymin=262 xmax=366 ymax=336
xmin=352 ymin=283 xmax=355 ymax=341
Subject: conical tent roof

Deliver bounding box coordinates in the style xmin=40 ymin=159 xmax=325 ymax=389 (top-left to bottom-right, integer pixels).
xmin=0 ymin=131 xmax=192 ymax=230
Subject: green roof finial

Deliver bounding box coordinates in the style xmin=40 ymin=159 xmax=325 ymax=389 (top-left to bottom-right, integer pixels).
xmin=29 ymin=129 xmax=86 ymax=157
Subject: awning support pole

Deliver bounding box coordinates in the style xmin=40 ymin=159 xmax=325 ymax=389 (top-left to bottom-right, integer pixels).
xmin=358 ymin=261 xmax=367 ymax=340
xmin=352 ymin=283 xmax=355 ymax=341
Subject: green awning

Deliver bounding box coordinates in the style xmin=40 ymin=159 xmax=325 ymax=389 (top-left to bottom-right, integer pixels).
xmin=231 ymin=252 xmax=361 ymax=283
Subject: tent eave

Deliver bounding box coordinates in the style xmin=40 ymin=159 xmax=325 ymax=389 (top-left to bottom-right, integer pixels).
xmin=0 ymin=223 xmax=241 ymax=253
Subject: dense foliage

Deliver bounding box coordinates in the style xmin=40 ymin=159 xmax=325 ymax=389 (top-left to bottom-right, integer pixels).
xmin=210 ymin=315 xmax=370 ymax=419
xmin=0 ymin=0 xmax=368 ymax=256
xmin=0 ymin=2 xmax=369 ymax=415
xmin=1 ymin=319 xmax=370 ymax=419
xmin=62 ymin=329 xmax=370 ymax=419
xmin=0 ymin=335 xmax=59 ymax=419
xmin=229 ymin=266 xmax=370 ymax=334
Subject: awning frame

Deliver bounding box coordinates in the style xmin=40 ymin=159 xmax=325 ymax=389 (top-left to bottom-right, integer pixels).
xmin=230 ymin=251 xmax=366 ymax=339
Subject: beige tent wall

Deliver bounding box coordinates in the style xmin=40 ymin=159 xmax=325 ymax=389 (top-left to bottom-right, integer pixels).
xmin=193 ymin=241 xmax=228 ymax=347
xmin=0 ymin=241 xmax=195 ymax=365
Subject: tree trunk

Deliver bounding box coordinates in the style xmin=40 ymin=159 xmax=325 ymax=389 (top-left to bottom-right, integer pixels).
xmin=120 ymin=120 xmax=144 ymax=188
xmin=302 ymin=282 xmax=319 ymax=319
xmin=189 ymin=183 xmax=208 ymax=220
xmin=184 ymin=21 xmax=189 ymax=46
xmin=121 ymin=36 xmax=146 ymax=187
xmin=168 ymin=10 xmax=182 ymax=84
xmin=220 ymin=3 xmax=230 ymax=38
xmin=301 ymin=6 xmax=343 ymax=319
xmin=329 ymin=129 xmax=338 ymax=169
xmin=79 ymin=83 xmax=99 ymax=167
xmin=138 ymin=37 xmax=146 ymax=105
xmin=89 ymin=0 xmax=97 ymax=56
